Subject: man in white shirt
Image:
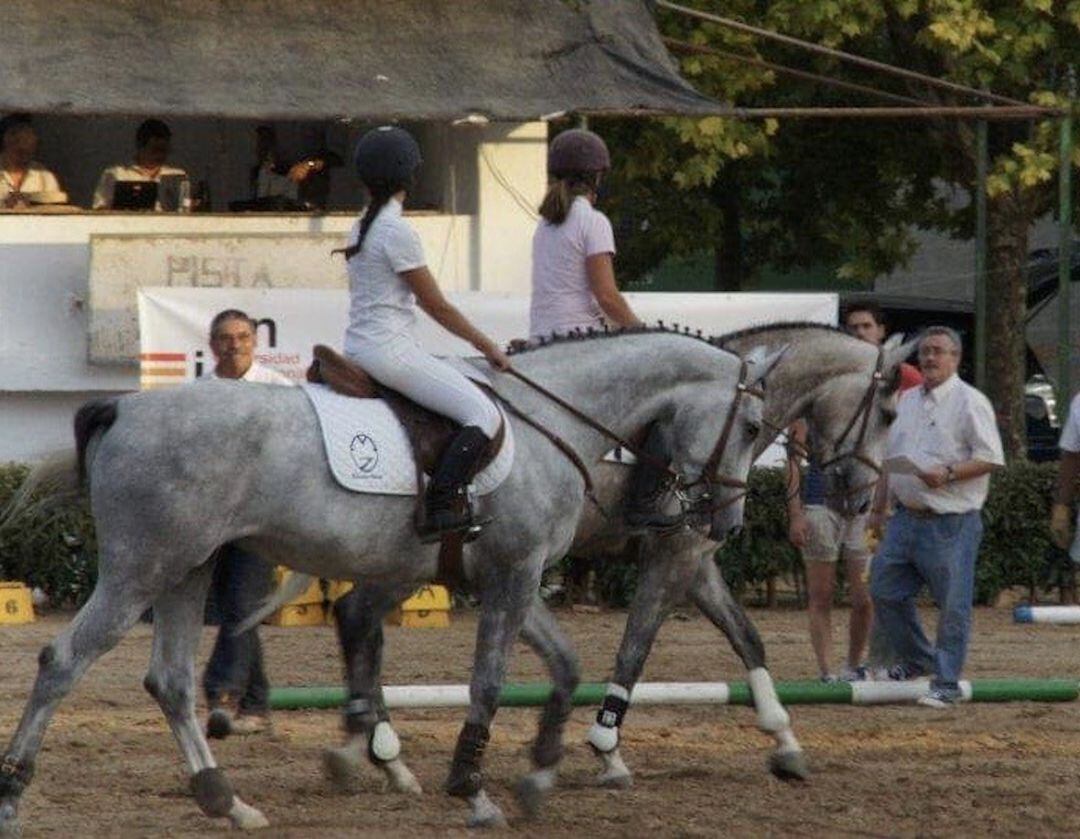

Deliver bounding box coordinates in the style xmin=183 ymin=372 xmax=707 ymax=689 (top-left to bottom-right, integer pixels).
xmin=1051 ymin=392 xmax=1080 ymax=560
xmin=92 ymin=119 xmax=188 ymax=211
xmin=200 ymin=309 xmax=293 ymax=739
xmin=0 ymin=114 xmax=63 ymax=209
xmin=869 ymin=327 xmax=1004 ymax=708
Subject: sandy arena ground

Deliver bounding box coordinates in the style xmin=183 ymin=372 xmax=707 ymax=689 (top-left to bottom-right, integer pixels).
xmin=3 ymin=604 xmax=1080 ymax=837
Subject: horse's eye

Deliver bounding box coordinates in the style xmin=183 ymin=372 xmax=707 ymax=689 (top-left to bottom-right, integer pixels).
xmin=881 ymin=408 xmax=897 ymax=426
xmin=746 ymin=421 xmax=761 ymax=437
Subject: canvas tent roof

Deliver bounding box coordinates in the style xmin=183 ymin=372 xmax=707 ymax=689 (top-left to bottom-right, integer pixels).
xmin=1 ymin=0 xmax=727 ymax=121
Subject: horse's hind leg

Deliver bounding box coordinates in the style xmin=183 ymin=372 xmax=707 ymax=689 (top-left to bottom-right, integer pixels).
xmin=1 ymin=577 xmax=152 ymax=837
xmin=515 ymin=596 xmax=580 ymax=819
xmin=143 ymin=563 xmax=269 ymax=830
xmin=585 ymin=538 xmax=700 ymax=789
xmin=322 ymin=582 xmax=421 ymax=795
xmin=690 ymin=555 xmax=808 ymax=781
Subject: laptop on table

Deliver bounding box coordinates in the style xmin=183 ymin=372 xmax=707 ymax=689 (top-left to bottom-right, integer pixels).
xmin=112 ymin=181 xmax=158 ymax=210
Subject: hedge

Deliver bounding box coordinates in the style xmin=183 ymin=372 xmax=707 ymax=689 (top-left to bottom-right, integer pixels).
xmin=0 ymin=460 xmax=1070 ymax=609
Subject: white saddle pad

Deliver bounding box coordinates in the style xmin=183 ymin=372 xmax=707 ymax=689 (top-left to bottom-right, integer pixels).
xmin=303 ymin=383 xmax=514 ymax=496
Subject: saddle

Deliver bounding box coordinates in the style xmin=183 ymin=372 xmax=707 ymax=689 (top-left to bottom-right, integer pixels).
xmin=305 ymin=344 xmax=505 ymax=478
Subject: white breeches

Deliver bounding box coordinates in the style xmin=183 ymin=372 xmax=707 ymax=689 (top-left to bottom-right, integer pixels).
xmin=347 ymin=336 xmax=501 ymax=437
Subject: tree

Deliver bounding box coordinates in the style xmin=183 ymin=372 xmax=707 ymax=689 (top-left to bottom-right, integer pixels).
xmin=599 ymin=0 xmax=1080 ymax=458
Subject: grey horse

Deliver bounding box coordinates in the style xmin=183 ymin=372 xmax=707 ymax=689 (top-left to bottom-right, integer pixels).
xmin=320 ymin=324 xmax=916 ymax=812
xmin=0 ymin=329 xmax=781 ymax=834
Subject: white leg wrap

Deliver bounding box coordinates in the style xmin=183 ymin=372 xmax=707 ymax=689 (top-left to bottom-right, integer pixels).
xmin=748 ymin=668 xmax=791 ymax=733
xmin=586 ymin=682 xmax=630 ymax=754
xmin=370 ymin=721 xmax=401 ymax=762
xmin=228 ymin=797 xmax=270 ymax=831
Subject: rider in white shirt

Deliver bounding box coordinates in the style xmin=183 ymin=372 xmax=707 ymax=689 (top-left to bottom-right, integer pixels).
xmin=338 ymin=126 xmax=510 ymax=542
xmin=529 ymin=129 xmax=678 ymax=531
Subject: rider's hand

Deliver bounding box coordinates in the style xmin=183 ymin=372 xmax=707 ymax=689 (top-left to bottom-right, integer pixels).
xmin=867 ymin=509 xmax=887 ymax=540
xmin=482 ymin=343 xmax=512 ymax=371
xmin=917 ymin=466 xmax=949 ymax=489
xmin=787 ymin=511 xmax=809 ymax=550
xmin=1051 ymin=503 xmax=1073 ymax=550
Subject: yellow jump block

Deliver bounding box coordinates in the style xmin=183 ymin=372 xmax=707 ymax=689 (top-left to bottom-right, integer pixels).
xmin=0 ymin=582 xmax=35 ymax=625
xmin=264 ymin=602 xmax=325 ymax=627
xmin=273 ymin=567 xmax=323 ymax=606
xmin=387 ymin=585 xmax=451 ymax=629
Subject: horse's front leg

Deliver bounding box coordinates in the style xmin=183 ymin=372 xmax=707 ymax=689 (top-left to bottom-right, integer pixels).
xmin=514 ymin=596 xmax=580 ymax=818
xmin=585 ymin=536 xmax=701 ymax=789
xmin=690 ymin=554 xmax=809 ymax=781
xmin=323 ymin=582 xmax=422 ymax=795
xmin=446 ymin=565 xmax=538 ymax=828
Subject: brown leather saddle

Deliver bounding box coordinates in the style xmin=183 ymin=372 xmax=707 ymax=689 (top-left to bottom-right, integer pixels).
xmin=305 ymin=344 xmax=505 ymax=480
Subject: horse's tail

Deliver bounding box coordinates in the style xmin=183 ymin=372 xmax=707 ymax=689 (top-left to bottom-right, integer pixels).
xmin=233 ymin=571 xmax=319 ymax=635
xmin=0 ymin=399 xmax=118 ymax=535
xmin=75 ymin=398 xmax=119 ymax=484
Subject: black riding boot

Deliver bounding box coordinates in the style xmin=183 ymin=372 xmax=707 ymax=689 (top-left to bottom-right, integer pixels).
xmin=418 ymin=425 xmax=492 ymax=543
xmin=625 ymin=424 xmax=685 ymax=532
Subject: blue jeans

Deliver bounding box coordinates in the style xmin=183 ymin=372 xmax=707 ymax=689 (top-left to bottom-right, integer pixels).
xmin=202 ymin=545 xmax=273 ymax=714
xmin=869 ymin=507 xmax=984 ymax=692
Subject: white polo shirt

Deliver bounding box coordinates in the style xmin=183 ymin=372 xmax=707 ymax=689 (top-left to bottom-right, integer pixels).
xmin=202 ymin=360 xmax=294 ymax=386
xmin=92 ymin=163 xmax=188 ymax=210
xmin=343 ymin=198 xmax=426 ymax=352
xmin=886 ymin=374 xmax=1004 ymax=513
xmin=0 ymin=164 xmax=61 ymax=202
xmin=529 ymin=196 xmax=616 ymax=339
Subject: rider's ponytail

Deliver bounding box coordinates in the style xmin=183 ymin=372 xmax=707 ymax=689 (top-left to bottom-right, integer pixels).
xmin=538 ymin=171 xmax=602 ymax=225
xmin=333 ymin=180 xmax=400 ymax=261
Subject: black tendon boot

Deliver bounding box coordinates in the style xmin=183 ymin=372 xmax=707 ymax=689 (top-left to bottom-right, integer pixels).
xmin=418 ymin=426 xmax=492 ymax=543
xmin=625 ymin=424 xmax=685 ymax=532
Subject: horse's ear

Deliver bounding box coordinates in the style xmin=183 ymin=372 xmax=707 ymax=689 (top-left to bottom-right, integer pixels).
xmin=746 ymin=343 xmax=789 ymax=387
xmin=883 ymin=333 xmax=920 ymax=373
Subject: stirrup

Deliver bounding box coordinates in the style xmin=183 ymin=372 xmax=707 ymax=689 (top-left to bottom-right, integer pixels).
xmin=418 ymin=490 xmax=491 ymax=544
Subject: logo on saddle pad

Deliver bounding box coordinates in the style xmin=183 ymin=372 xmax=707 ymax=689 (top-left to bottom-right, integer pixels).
xmin=349 ymin=433 xmax=381 ymax=477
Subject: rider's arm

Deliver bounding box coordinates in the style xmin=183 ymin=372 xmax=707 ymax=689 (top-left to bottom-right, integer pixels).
xmin=401 ymin=266 xmax=510 ymax=369
xmin=586 ymin=253 xmax=643 ymax=329
xmin=785 ymin=420 xmax=806 ymax=518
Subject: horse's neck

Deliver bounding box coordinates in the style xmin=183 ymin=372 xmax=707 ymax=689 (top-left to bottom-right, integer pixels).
xmin=503 ymin=334 xmax=728 ymax=460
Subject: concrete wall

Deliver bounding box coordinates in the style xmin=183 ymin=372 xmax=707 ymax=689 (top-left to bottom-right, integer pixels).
xmin=0 ymin=120 xmax=549 ymax=462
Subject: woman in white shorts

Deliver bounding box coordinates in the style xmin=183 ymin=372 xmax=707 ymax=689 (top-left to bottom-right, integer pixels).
xmin=529 ymin=128 xmax=679 ymax=531
xmin=339 ymin=126 xmax=510 ymax=542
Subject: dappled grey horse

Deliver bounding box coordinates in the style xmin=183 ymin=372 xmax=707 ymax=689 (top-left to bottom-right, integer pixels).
xmin=0 ymin=329 xmax=780 ymax=834
xmin=323 ymin=324 xmax=915 ymax=810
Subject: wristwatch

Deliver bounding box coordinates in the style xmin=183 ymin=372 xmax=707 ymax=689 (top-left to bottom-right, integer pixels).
xmin=945 ymin=465 xmax=957 ymax=483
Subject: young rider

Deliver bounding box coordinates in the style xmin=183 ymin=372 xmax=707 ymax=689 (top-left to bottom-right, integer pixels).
xmin=339 ymin=126 xmax=510 ymax=541
xmin=529 ymin=128 xmax=678 ymax=531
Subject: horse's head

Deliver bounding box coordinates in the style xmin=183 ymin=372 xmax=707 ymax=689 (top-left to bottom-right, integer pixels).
xmin=806 ymin=333 xmax=918 ymax=516
xmin=673 ymin=345 xmax=787 ymax=541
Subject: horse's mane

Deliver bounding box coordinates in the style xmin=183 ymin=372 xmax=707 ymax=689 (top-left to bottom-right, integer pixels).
xmin=506 ymin=320 xmax=848 ymax=357
xmin=505 ymin=322 xmax=721 ymax=356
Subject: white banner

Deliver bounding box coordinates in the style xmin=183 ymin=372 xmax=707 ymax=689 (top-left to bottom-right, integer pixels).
xmin=137 ymin=288 xmax=837 ymax=467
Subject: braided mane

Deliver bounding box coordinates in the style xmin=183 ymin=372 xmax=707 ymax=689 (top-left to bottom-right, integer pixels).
xmin=506 ymin=320 xmax=848 ymax=356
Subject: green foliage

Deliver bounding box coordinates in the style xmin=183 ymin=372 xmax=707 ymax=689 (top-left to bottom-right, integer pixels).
xmin=0 ymin=463 xmax=97 ymax=608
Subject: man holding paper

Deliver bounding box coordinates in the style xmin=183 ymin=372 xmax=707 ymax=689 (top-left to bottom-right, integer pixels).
xmin=869 ymin=327 xmax=1004 ymax=708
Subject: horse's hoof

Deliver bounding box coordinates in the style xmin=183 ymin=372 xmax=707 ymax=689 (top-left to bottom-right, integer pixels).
xmin=768 ymin=749 xmax=810 ymax=782
xmin=514 ymin=768 xmax=555 ymax=820
xmin=323 ymin=744 xmax=362 ymax=789
xmin=206 ymin=708 xmax=233 ymax=740
xmin=596 ymin=769 xmax=633 ymax=789
xmin=228 ymin=798 xmax=270 ymax=830
xmin=382 ymin=758 xmax=423 ymax=795
xmin=466 ymin=790 xmax=507 ymax=829
xmin=0 ymin=803 xmax=22 ymax=839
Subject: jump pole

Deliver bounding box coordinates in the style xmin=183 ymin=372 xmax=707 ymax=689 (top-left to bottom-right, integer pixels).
xmin=269 ymin=678 xmax=1079 ymax=710
xmin=1014 ymin=605 xmax=1080 ymax=624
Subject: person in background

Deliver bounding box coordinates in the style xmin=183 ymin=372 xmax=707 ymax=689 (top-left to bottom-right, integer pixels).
xmin=249 ymin=124 xmax=341 ymax=210
xmin=92 ymin=118 xmax=187 ymax=210
xmin=0 ymin=114 xmax=62 ymax=209
xmin=869 ymin=326 xmax=1004 ymax=708
xmin=787 ymin=303 xmax=921 ymax=682
xmin=200 ymin=309 xmax=294 ymax=738
xmin=1050 ymin=386 xmax=1080 ymax=561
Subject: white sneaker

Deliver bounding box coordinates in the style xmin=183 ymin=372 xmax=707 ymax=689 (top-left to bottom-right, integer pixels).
xmin=917 ymin=688 xmax=959 ymax=709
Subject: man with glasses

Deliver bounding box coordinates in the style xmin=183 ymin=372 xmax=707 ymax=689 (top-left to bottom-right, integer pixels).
xmin=786 ymin=303 xmax=920 ymax=682
xmin=200 ymin=309 xmax=294 ymax=738
xmin=869 ymin=326 xmax=1004 ymax=708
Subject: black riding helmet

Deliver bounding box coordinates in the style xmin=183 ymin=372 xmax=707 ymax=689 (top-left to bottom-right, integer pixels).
xmin=353 ymin=126 xmax=423 ymax=184
xmin=547 ymin=129 xmax=611 ymax=178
